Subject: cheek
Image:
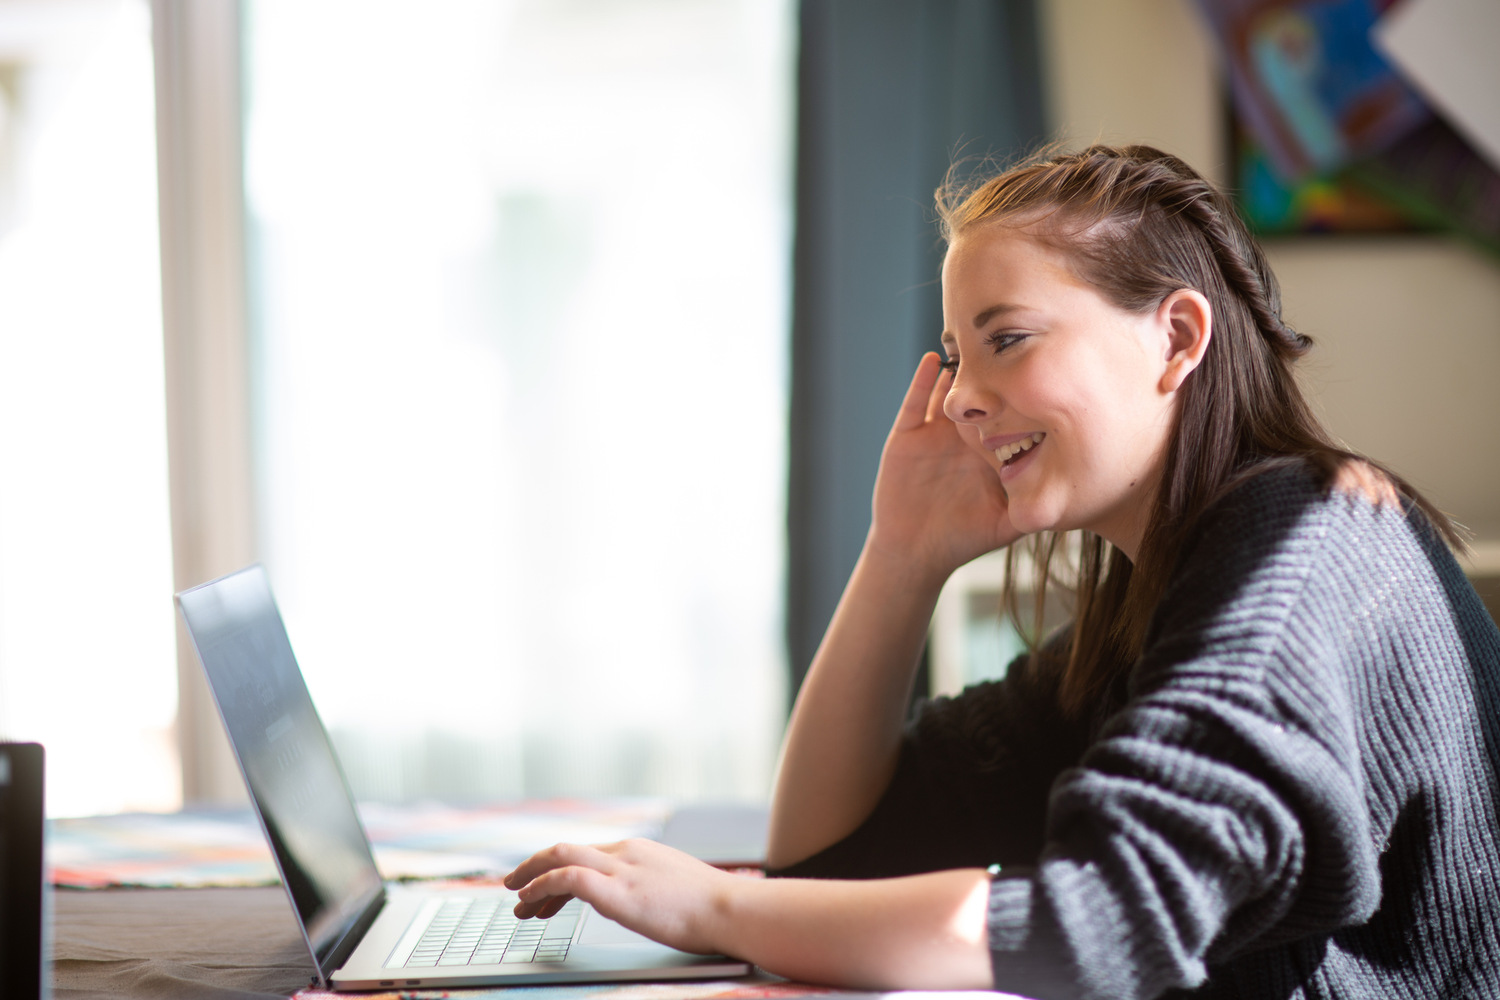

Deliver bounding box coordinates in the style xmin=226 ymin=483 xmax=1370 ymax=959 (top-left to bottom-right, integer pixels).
xmin=955 ymin=422 xmax=1000 ymax=465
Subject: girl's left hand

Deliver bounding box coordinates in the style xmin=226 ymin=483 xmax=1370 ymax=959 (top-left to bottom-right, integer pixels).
xmin=503 ymin=839 xmax=737 ymax=956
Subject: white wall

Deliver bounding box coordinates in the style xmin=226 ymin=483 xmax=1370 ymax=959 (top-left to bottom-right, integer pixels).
xmin=1040 ymin=0 xmax=1225 ymax=182
xmin=1039 ymin=0 xmax=1500 ymax=542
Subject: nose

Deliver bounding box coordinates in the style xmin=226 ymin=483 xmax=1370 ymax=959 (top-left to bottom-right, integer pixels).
xmin=942 ymin=364 xmax=996 ymax=426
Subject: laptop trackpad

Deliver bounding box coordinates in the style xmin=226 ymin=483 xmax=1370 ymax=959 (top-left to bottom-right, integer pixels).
xmin=579 ymin=911 xmax=655 ymax=946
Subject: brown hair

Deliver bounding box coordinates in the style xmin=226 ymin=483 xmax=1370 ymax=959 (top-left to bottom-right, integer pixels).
xmin=935 ymin=144 xmax=1463 ymax=718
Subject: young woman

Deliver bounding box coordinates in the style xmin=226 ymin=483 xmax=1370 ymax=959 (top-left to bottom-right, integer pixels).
xmin=505 ymin=146 xmax=1500 ymax=997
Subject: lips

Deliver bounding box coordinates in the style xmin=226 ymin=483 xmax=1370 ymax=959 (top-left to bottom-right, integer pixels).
xmin=994 ymin=432 xmax=1044 ymax=466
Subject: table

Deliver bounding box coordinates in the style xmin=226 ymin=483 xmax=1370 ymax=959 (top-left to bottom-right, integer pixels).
xmin=53 ymin=886 xmax=314 ymax=999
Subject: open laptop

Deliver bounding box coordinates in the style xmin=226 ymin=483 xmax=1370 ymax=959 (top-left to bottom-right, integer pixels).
xmin=0 ymin=742 xmax=48 ymax=1000
xmin=176 ymin=565 xmax=752 ymax=991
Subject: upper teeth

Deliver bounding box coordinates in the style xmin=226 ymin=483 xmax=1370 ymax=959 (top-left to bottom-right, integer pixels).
xmin=995 ymin=433 xmax=1044 ymax=463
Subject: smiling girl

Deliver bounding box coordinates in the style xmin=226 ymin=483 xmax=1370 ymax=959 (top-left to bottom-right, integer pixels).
xmin=506 ymin=146 xmax=1500 ymax=998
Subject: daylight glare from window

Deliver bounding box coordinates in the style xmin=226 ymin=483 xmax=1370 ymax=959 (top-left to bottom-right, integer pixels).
xmin=0 ymin=0 xmax=178 ymax=817
xmin=243 ymin=0 xmax=794 ymax=802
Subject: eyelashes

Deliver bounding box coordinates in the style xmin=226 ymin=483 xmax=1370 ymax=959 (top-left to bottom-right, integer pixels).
xmin=985 ymin=332 xmax=1028 ymax=352
xmin=938 ymin=331 xmax=1028 ymax=376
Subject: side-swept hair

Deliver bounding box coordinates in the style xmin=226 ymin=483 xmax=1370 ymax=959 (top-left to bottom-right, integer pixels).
xmin=936 ymin=144 xmax=1462 ymax=718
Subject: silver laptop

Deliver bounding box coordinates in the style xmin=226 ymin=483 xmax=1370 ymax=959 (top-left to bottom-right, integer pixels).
xmin=176 ymin=565 xmax=752 ymax=991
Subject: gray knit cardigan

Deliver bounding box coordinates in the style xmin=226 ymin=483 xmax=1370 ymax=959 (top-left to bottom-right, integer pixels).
xmin=772 ymin=465 xmax=1500 ymax=999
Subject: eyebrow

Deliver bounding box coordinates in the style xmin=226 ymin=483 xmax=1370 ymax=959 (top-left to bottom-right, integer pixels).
xmin=940 ymin=303 xmax=1030 ymax=341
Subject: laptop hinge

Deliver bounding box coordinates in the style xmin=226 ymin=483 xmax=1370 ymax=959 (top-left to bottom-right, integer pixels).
xmin=317 ymin=886 xmax=387 ymax=987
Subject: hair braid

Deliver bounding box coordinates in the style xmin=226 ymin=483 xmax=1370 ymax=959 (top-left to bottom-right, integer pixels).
xmin=1159 ymin=172 xmax=1312 ymax=359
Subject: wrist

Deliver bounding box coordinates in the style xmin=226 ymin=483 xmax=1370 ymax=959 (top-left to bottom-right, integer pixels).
xmin=704 ymin=870 xmax=756 ymax=959
xmin=859 ymin=530 xmax=952 ymax=599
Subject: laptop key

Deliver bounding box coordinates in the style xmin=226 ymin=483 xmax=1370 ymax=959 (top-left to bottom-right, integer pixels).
xmin=387 ymin=894 xmax=588 ymax=969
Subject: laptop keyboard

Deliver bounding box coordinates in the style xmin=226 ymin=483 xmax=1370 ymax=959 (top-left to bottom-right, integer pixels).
xmin=395 ymin=896 xmax=583 ymax=968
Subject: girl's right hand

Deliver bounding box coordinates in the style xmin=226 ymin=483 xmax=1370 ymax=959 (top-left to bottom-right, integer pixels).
xmin=868 ymin=352 xmax=1021 ymax=579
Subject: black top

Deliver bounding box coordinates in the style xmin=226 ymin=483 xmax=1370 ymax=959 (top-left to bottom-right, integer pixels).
xmin=774 ymin=466 xmax=1500 ymax=999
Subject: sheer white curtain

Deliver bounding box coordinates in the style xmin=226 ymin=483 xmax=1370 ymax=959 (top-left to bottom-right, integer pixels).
xmin=242 ymin=0 xmax=793 ymax=802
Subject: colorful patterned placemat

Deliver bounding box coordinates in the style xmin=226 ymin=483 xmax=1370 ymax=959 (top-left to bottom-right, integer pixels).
xmin=47 ymin=799 xmax=672 ymax=889
xmin=293 ymin=974 xmax=869 ymax=1000
xmin=292 ymin=977 xmax=1017 ymax=1000
xmin=286 ymin=977 xmax=900 ymax=1000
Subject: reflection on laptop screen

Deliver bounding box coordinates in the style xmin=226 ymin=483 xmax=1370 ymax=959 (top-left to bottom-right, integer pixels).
xmin=178 ymin=568 xmax=382 ymax=963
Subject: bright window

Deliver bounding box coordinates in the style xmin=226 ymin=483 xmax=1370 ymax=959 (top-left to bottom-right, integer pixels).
xmin=0 ymin=0 xmax=178 ymax=817
xmin=242 ymin=0 xmax=793 ymax=802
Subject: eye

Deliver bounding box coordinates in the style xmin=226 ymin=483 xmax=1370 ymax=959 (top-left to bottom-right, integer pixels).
xmin=985 ymin=331 xmax=1028 ymax=354
xmin=938 ymin=356 xmax=959 ymax=375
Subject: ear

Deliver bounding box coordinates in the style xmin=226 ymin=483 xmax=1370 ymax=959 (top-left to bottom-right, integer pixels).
xmin=1156 ymin=289 xmax=1212 ymax=394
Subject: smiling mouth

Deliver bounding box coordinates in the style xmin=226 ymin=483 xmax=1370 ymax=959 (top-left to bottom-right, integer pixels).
xmin=995 ymin=433 xmax=1044 ymax=466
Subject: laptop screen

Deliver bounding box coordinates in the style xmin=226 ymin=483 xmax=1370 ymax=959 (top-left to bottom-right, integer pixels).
xmin=178 ymin=567 xmax=383 ymax=968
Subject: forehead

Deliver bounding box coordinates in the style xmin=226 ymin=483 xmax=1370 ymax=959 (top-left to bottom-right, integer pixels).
xmin=942 ymin=224 xmax=1092 ymax=302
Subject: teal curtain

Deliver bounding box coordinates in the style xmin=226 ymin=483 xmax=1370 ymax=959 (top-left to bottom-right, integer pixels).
xmin=786 ymin=0 xmax=1047 ymax=700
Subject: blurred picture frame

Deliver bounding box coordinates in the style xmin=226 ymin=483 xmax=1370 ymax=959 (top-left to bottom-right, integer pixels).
xmin=1201 ymin=0 xmax=1500 ymax=254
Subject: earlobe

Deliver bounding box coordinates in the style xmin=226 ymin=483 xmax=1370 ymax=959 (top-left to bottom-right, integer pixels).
xmin=1158 ymin=290 xmax=1212 ymax=394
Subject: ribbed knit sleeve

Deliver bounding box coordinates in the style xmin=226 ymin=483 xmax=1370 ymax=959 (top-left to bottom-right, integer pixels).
xmin=984 ymin=468 xmax=1500 ymax=999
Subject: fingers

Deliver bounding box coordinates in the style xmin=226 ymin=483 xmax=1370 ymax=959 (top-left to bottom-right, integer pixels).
xmin=504 ymin=842 xmax=612 ymax=890
xmin=513 ymin=890 xmax=572 ymax=920
xmin=533 ymin=895 xmax=573 ymax=919
xmin=504 ymin=843 xmax=600 ymax=916
xmin=504 ymin=841 xmax=631 ymax=919
xmin=891 ymin=353 xmax=943 ymax=433
xmin=511 ymin=866 xmax=604 ymax=919
xmin=926 ymin=361 xmax=954 ymax=424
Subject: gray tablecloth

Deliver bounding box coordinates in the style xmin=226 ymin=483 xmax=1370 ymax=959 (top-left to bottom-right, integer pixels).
xmin=53 ymin=886 xmax=315 ymax=999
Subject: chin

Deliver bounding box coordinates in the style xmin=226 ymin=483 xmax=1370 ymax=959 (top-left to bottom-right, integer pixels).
xmin=1004 ymin=499 xmax=1064 ymax=537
